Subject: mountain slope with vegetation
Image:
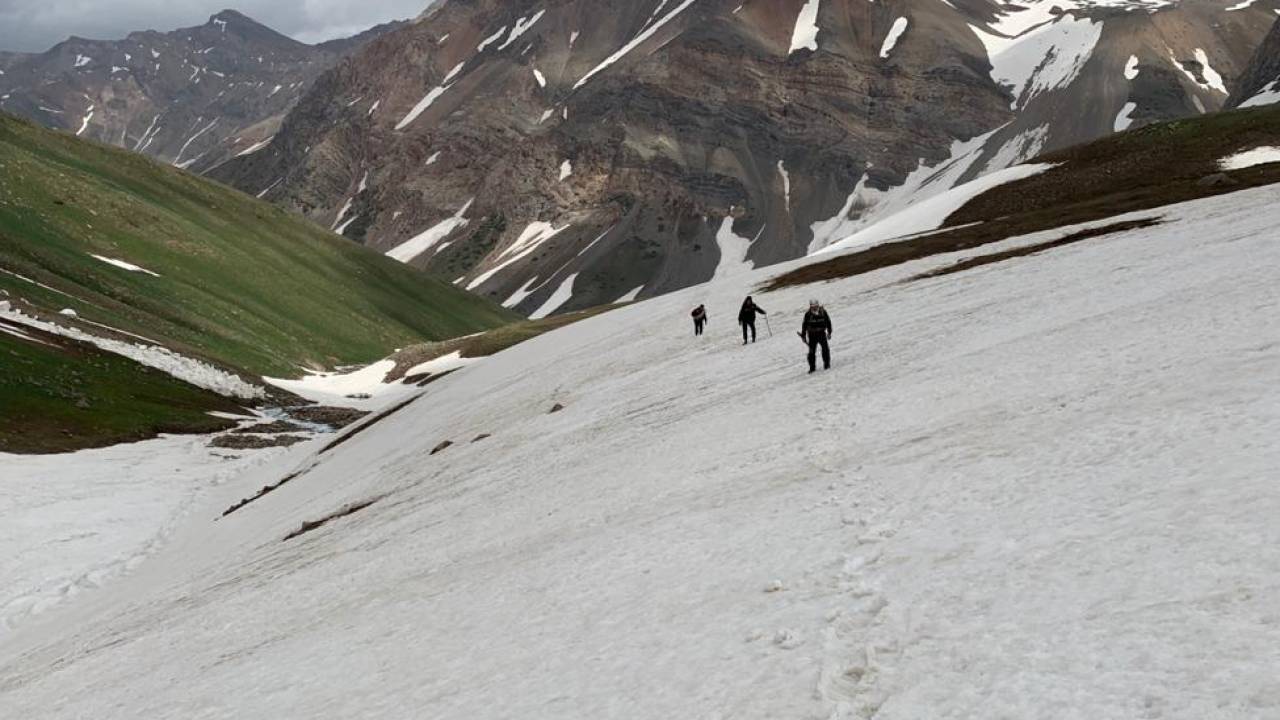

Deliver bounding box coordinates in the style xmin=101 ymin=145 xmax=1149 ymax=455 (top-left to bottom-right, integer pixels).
xmin=0 ymin=111 xmax=517 ymax=451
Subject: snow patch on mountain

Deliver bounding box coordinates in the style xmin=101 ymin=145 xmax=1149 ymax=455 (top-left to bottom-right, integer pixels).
xmin=265 ymin=361 xmax=410 ymax=410
xmin=1124 ymin=54 xmax=1140 ymax=80
xmin=809 ymin=127 xmax=1003 ymax=253
xmin=1114 ymin=101 xmax=1138 ymax=131
xmin=574 ymin=0 xmax=698 ymax=90
xmin=499 ymin=11 xmax=546 ymax=51
xmin=1194 ymin=49 xmax=1228 ymax=94
xmin=503 ymin=277 xmax=541 ymax=308
xmin=396 ymin=84 xmax=453 ymax=130
xmin=1239 ymin=80 xmax=1280 ymax=108
xmin=89 ymin=254 xmax=161 ymax=277
xmin=0 ymin=302 xmax=264 ymax=399
xmin=818 ymin=162 xmax=1056 ymax=255
xmin=75 ymin=106 xmax=94 ymax=136
xmin=468 ymin=221 xmax=572 ymax=290
xmin=778 ymin=160 xmax=791 ymax=211
xmin=789 ymin=0 xmax=822 ymax=55
xmin=530 ymin=272 xmax=578 ymax=319
xmin=712 ymin=216 xmax=757 ymax=281
xmin=234 ymin=136 xmax=273 ymax=157
xmin=477 ymin=27 xmax=507 ymax=53
xmin=1218 ymin=146 xmax=1280 ymax=170
xmin=974 ymin=16 xmax=1103 ymax=110
xmin=983 ymin=125 xmax=1050 ymax=173
xmin=386 ymin=199 xmax=474 ymax=262
xmin=880 ymin=18 xmax=909 ymax=59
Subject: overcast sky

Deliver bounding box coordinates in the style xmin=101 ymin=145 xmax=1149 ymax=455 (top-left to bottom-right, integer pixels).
xmin=0 ymin=0 xmax=433 ymax=53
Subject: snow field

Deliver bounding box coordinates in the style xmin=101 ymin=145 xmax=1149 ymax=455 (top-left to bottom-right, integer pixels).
xmin=0 ymin=431 xmax=302 ymax=636
xmin=1 ymin=183 xmax=1278 ymax=718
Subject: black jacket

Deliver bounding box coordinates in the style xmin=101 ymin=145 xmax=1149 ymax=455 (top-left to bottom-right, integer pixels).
xmin=738 ymin=300 xmax=766 ymax=323
xmin=801 ymin=308 xmax=832 ymax=339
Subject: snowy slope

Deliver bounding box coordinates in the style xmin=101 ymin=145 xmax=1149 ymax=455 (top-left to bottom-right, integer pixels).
xmin=0 ymin=432 xmax=306 ymax=634
xmin=1 ymin=184 xmax=1279 ymax=717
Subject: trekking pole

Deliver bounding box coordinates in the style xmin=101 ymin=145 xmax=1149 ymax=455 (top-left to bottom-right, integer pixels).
xmin=764 ymin=315 xmax=773 ymax=338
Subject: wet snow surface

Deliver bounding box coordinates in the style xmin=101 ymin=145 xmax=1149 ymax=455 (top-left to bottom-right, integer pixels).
xmin=2 ymin=184 xmax=1279 ymax=717
xmin=0 ymin=433 xmax=298 ymax=635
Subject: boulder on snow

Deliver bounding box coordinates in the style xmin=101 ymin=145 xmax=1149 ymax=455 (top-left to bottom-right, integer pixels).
xmin=549 ymin=403 xmax=566 ymax=414
xmin=430 ymin=440 xmax=453 ymax=455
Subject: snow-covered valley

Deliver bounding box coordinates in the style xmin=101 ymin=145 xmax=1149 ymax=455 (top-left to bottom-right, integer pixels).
xmin=1 ymin=182 xmax=1278 ymax=718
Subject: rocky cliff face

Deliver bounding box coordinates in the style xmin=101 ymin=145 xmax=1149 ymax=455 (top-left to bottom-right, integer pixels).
xmin=1229 ymin=18 xmax=1280 ymax=108
xmin=212 ymin=0 xmax=1278 ymax=316
xmin=0 ymin=10 xmax=400 ymax=173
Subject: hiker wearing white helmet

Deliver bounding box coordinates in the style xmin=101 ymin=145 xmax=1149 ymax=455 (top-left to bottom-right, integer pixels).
xmin=800 ymin=300 xmax=832 ymax=373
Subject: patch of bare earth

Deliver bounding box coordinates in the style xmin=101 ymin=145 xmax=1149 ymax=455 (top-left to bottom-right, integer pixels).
xmin=905 ymin=218 xmax=1164 ymax=283
xmin=283 ymin=497 xmax=381 ymax=542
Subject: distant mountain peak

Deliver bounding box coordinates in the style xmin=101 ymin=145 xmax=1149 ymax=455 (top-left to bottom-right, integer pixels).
xmin=0 ymin=12 xmax=401 ymax=172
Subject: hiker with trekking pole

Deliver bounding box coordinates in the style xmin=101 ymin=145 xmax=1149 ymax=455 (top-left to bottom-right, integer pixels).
xmin=691 ymin=304 xmax=708 ymax=336
xmin=799 ymin=300 xmax=833 ymax=373
xmin=738 ymin=296 xmax=767 ymax=345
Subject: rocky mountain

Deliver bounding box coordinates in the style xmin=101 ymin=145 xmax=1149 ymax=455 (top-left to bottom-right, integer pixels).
xmin=1229 ymin=17 xmax=1280 ymax=108
xmin=211 ymin=0 xmax=1278 ymax=316
xmin=0 ymin=10 xmax=401 ymax=173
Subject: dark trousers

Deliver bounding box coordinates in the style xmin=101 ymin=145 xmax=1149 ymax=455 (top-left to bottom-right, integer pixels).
xmin=741 ymin=321 xmax=756 ymax=343
xmin=807 ymin=334 xmax=831 ymax=371
xmin=694 ymin=319 xmax=705 ymax=336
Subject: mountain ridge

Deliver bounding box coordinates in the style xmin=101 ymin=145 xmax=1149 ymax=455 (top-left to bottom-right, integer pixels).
xmin=0 ymin=10 xmax=403 ymax=173
xmin=212 ymin=0 xmax=1280 ymax=317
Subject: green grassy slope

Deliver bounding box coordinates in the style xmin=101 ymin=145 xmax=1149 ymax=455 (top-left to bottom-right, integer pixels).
xmin=0 ymin=112 xmax=518 ymax=378
xmin=0 ymin=325 xmax=243 ymax=453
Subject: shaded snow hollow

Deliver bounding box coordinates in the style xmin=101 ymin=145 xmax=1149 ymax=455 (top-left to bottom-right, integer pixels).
xmin=1 ymin=184 xmax=1279 ymax=717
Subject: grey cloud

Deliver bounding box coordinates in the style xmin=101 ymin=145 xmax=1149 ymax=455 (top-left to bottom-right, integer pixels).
xmin=0 ymin=0 xmax=432 ymax=53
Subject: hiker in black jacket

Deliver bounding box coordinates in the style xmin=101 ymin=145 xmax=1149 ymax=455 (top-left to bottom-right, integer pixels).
xmin=738 ymin=296 xmax=767 ymax=344
xmin=801 ymin=300 xmax=833 ymax=373
xmin=691 ymin=304 xmax=708 ymax=336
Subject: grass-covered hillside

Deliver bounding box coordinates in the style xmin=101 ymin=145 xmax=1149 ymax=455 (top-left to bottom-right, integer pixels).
xmin=0 ymin=112 xmax=519 ymax=453
xmin=0 ymin=112 xmax=517 ymax=378
xmin=0 ymin=323 xmax=242 ymax=454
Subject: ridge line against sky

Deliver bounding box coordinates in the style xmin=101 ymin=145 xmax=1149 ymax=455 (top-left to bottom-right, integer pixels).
xmin=0 ymin=1 xmax=439 ymax=54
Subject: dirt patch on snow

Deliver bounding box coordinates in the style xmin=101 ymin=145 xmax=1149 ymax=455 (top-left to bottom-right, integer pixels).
xmin=906 ymin=218 xmax=1164 ymax=283
xmin=289 ymin=405 xmax=369 ymax=428
xmin=209 ymin=433 xmax=309 ymax=450
xmin=283 ymin=497 xmax=380 ymax=542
